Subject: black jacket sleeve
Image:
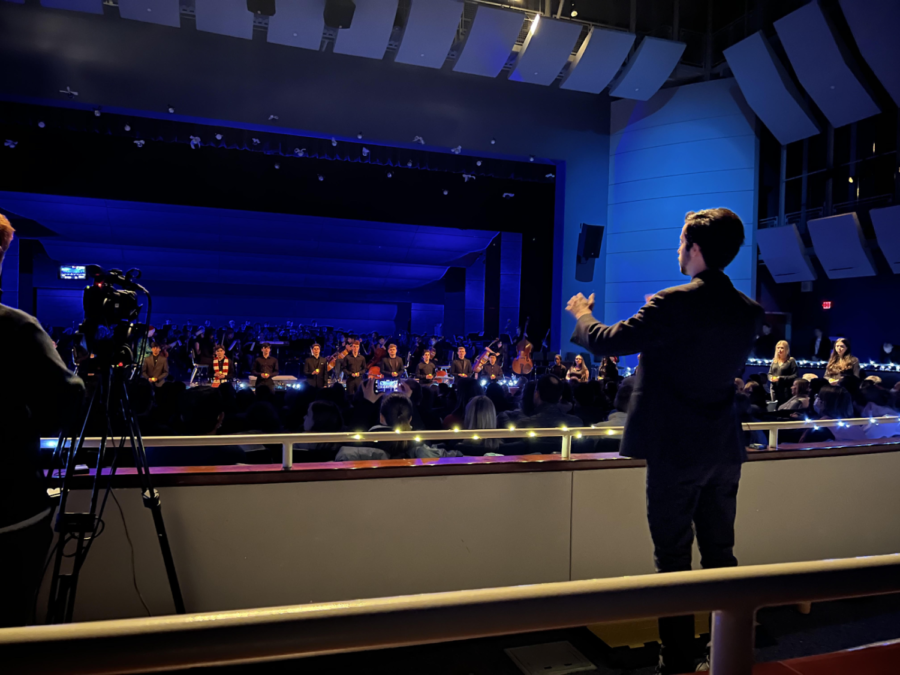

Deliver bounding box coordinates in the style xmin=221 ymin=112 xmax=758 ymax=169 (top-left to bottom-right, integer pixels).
xmin=571 ymin=291 xmax=679 ymax=357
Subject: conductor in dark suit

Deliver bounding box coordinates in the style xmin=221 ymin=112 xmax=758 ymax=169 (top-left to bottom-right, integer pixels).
xmin=567 ymin=208 xmax=764 ymax=674
xmin=140 ymin=343 xmax=169 ymax=388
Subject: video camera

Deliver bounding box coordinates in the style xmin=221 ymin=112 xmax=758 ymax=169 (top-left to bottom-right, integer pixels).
xmin=73 ymin=265 xmax=149 ymax=369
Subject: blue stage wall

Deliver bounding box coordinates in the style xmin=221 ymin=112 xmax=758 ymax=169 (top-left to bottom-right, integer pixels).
xmin=606 ymin=79 xmax=759 ymax=364
xmin=0 ymin=191 xmax=498 ymax=335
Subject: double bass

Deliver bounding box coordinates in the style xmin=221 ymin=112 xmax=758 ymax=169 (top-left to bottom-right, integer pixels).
xmin=511 ymin=317 xmax=534 ymax=375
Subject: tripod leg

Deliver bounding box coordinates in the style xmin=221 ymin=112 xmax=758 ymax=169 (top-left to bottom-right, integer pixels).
xmin=118 ymin=378 xmax=186 ymax=614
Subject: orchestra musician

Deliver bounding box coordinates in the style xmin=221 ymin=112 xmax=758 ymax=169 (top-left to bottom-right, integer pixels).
xmin=416 ymin=349 xmax=437 ymax=384
xmin=342 ymin=340 xmax=367 ymax=395
xmin=549 ymin=354 xmax=568 ymax=379
xmin=252 ymin=343 xmax=279 ymax=391
xmin=380 ymin=343 xmax=405 ymax=380
xmin=566 ymin=354 xmax=590 ymax=383
xmin=451 ymin=346 xmax=473 ymax=379
xmin=481 ymin=353 xmax=503 ymax=381
xmin=140 ymin=342 xmax=169 ymax=388
xmin=304 ymin=343 xmax=329 ymax=389
xmin=211 ymin=344 xmax=232 ymax=385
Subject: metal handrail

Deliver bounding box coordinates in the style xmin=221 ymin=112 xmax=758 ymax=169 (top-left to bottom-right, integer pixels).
xmin=1 ymin=554 xmax=898 ymax=675
xmin=43 ymin=416 xmax=900 ymax=469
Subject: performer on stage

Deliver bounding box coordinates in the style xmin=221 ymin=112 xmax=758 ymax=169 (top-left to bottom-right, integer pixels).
xmin=304 ymin=343 xmax=328 ymax=389
xmin=566 ymin=354 xmax=590 ymax=383
xmin=481 ymin=353 xmax=503 ymax=381
xmin=342 ymin=340 xmax=367 ymax=396
xmin=252 ymin=343 xmax=279 ymax=391
xmin=212 ymin=344 xmax=232 ymax=385
xmin=549 ymin=354 xmax=568 ymax=380
xmin=380 ymin=343 xmax=405 ymax=380
xmin=140 ymin=342 xmax=168 ymax=388
xmin=451 ymin=346 xmax=473 ymax=379
xmin=416 ymin=349 xmax=437 ymax=384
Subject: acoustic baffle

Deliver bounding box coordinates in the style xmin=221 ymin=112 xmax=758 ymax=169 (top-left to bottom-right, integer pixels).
xmin=808 ymin=213 xmax=877 ymax=279
xmin=756 ymin=225 xmax=817 ymax=283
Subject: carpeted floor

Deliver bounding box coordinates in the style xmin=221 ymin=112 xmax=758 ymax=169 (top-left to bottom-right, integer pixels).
xmin=169 ymin=592 xmax=900 ymax=674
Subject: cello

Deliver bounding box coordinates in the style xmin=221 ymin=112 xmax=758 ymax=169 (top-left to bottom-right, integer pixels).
xmin=511 ymin=317 xmax=534 ymax=375
xmin=473 ymin=337 xmax=500 ymax=374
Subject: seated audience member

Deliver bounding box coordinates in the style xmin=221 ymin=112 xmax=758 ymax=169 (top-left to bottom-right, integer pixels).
xmin=148 ymin=389 xmax=242 ymax=466
xmin=778 ymin=378 xmax=810 ymax=411
xmin=742 ymin=380 xmax=768 ymax=416
xmin=519 ymin=375 xmax=583 ymax=454
xmin=824 ymin=338 xmax=860 ymax=383
xmin=211 ymin=344 xmax=231 ymax=386
xmin=801 ymin=373 xmax=817 ymax=382
xmin=799 ymin=385 xmax=866 ymax=444
xmin=457 ymin=396 xmax=502 ymax=455
xmin=571 ymin=383 xmax=605 ymax=427
xmin=294 ymin=400 xmax=345 ymax=462
xmin=484 ymin=381 xmax=510 ymax=415
xmin=734 ymin=378 xmax=745 ymax=391
xmin=141 ymin=342 xmax=169 ymax=388
xmin=735 ymin=391 xmax=767 ymax=448
xmin=442 ymin=378 xmax=481 ymax=430
xmin=496 ymin=380 xmax=537 ymax=430
xmin=858 ymin=381 xmax=900 ymax=439
xmin=595 ymin=377 xmax=635 ymax=436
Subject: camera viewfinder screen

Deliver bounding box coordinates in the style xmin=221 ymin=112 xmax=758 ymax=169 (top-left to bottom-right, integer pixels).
xmin=59 ymin=265 xmax=87 ymax=280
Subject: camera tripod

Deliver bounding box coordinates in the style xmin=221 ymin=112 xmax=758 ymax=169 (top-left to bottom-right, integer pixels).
xmin=47 ymin=363 xmax=185 ymax=624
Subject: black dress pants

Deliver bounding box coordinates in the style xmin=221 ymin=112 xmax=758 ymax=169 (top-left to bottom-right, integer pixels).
xmin=645 ymin=461 xmax=742 ymax=670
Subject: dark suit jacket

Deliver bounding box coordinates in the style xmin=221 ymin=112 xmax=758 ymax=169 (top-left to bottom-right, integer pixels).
xmin=141 ymin=354 xmax=169 ymax=387
xmin=571 ymin=269 xmax=763 ymax=467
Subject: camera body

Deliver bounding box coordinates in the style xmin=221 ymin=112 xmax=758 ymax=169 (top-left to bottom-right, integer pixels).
xmin=74 ymin=265 xmax=147 ymax=369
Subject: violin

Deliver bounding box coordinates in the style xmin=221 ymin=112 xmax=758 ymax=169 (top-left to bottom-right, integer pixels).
xmin=367 ymin=365 xmax=384 ymax=380
xmin=511 ymin=317 xmax=534 ymax=375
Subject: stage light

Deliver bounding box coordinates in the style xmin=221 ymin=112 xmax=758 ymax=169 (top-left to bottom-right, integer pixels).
xmin=387 ymin=172 xmax=392 ymax=178
xmin=362 ymin=147 xmax=369 ymax=157
xmin=606 ymin=429 xmax=614 ymax=435
xmin=453 ymin=427 xmax=460 ymax=433
xmin=571 ymin=10 xmax=578 ymax=17
xmin=274 ymin=163 xmax=280 ymax=169
xmin=560 ymin=425 xmax=568 ymax=431
xmin=353 ymin=434 xmax=362 ymax=440
xmin=443 ymin=190 xmax=449 ymax=195
xmin=508 ymin=425 xmax=516 ymax=431
xmin=357 ymin=132 xmax=363 ymax=139
xmin=168 ymin=106 xmax=175 ymax=113
xmin=528 ymin=431 xmax=537 ymax=437
xmin=472 ymin=435 xmax=480 ymax=440
xmin=413 ymin=135 xmax=425 ymax=144
xmin=4 ymin=140 xmax=17 ymax=148
xmin=491 ymin=138 xmax=496 ymax=145
xmin=394 ymin=428 xmax=401 ymax=433
xmin=575 ymin=432 xmax=582 ymax=439
xmin=476 ymin=160 xmax=482 ymax=166
xmin=124 ymin=124 xmax=130 ymax=131
xmin=331 ymin=137 xmax=337 ymax=147
xmin=268 ymin=114 xmax=279 ymax=121
xmin=848 ymin=177 xmax=853 ymax=183
xmin=414 ymin=436 xmax=421 ymax=442
xmin=134 ymin=140 xmax=145 ymax=148
xmin=451 ymin=145 xmax=462 ymax=155
xmin=318 ymin=174 xmax=324 ymax=181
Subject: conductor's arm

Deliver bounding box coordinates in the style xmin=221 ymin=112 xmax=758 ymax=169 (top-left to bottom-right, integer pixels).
xmin=567 ymin=291 xmax=676 ymax=357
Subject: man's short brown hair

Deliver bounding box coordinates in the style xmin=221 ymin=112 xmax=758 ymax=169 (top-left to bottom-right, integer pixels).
xmin=0 ymin=214 xmax=14 ymax=254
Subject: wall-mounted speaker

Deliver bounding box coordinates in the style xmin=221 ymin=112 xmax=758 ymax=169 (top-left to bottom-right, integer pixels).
xmin=575 ymin=224 xmax=604 ymax=282
xmin=577 ymin=224 xmax=604 ymax=260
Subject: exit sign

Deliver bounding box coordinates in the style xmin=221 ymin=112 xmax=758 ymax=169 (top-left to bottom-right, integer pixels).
xmin=822 ymin=301 xmax=832 ymax=310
